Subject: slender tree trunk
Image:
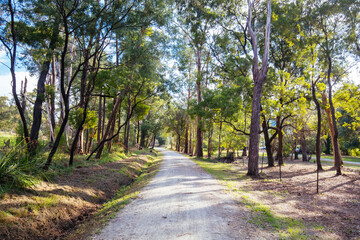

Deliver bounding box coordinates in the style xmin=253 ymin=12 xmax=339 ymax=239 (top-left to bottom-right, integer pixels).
xmin=276 ymin=117 xmax=284 ymax=166
xmin=300 ymin=128 xmax=308 ymax=161
xmin=124 ymin=94 xmax=131 ymax=153
xmin=262 ymin=118 xmax=275 ymax=167
xmin=151 ymin=135 xmax=156 ymax=149
xmin=195 ymin=47 xmax=203 ymax=158
xmin=45 ymin=81 xmax=55 ymax=143
xmin=95 ymin=97 xmax=122 ymax=159
xmin=21 ymin=77 xmax=27 ymax=114
xmin=312 ymin=82 xmax=323 ymax=171
xmin=177 ymin=133 xmax=181 ymax=152
xmin=137 ymin=120 xmax=140 ymax=145
xmin=7 ymin=1 xmax=29 ymax=146
xmin=64 ymin=39 xmax=76 ymax=147
xmin=85 ymin=129 xmax=89 ymax=154
xmin=29 ymin=22 xmax=60 ymax=151
xmin=45 ymin=15 xmax=71 ymax=169
xmin=326 ymin=59 xmax=342 ymax=175
xmin=102 ymin=96 xmax=106 ymax=138
xmin=50 ymin=56 xmax=56 ymax=139
xmin=107 ymin=98 xmax=118 ymax=152
xmin=324 ymin=135 xmax=331 ymax=155
xmin=208 ymin=119 xmax=213 ymax=158
xmin=322 ymin=93 xmax=343 ymax=166
xmin=185 ymin=77 xmax=191 ymax=154
xmin=192 ymin=121 xmax=196 ymax=155
xmin=189 ymin=120 xmax=192 ymax=155
xmin=185 ymin=116 xmax=189 ymax=154
xmin=218 ymin=120 xmax=222 ymax=158
xmin=242 ymin=146 xmax=247 ymax=157
xmin=117 ymin=108 xmax=122 ymax=143
xmin=97 ymin=93 xmax=102 ymax=143
xmin=69 ymin=50 xmax=90 ymax=166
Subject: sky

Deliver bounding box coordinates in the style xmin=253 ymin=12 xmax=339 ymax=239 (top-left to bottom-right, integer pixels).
xmin=0 ymin=50 xmax=38 ymax=97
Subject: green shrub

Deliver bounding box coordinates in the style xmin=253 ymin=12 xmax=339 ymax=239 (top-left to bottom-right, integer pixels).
xmin=350 ymin=148 xmax=360 ymax=157
xmin=0 ymin=142 xmax=37 ymax=192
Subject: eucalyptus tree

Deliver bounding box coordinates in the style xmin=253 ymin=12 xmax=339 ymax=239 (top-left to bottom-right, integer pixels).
xmin=308 ymin=0 xmax=355 ymax=175
xmin=166 ymin=104 xmax=187 ymax=152
xmin=176 ymin=0 xmax=217 ymax=157
xmin=44 ymin=0 xmax=81 ymax=169
xmin=91 ymin=28 xmax=168 ymax=159
xmin=262 ymin=0 xmax=308 ymax=166
xmin=246 ymin=0 xmax=272 ymax=177
xmin=208 ymin=0 xmax=271 ymax=175
xmin=174 ymin=43 xmax=196 ymax=154
xmin=68 ymin=0 xmax=139 ymax=165
xmin=0 ymin=0 xmax=30 ymax=145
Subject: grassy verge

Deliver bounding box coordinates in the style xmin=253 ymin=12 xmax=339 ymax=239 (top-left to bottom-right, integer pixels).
xmin=0 ymin=148 xmax=162 ymax=240
xmin=194 ymin=158 xmax=317 ymax=240
xmin=320 ymin=154 xmax=360 ymax=163
xmin=66 ymin=150 xmax=162 ymax=239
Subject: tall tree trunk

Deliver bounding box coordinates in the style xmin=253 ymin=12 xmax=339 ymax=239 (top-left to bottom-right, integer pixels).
xmin=64 ymin=39 xmax=76 ymax=147
xmin=195 ymin=47 xmax=203 ymax=158
xmin=177 ymin=133 xmax=181 ymax=152
xmin=185 ymin=116 xmax=189 ymax=154
xmin=208 ymin=119 xmax=213 ymax=158
xmin=117 ymin=108 xmax=122 ymax=143
xmin=326 ymin=59 xmax=342 ymax=175
xmin=50 ymin=56 xmax=56 ymax=139
xmin=218 ymin=120 xmax=222 ymax=158
xmin=7 ymin=0 xmax=29 ymax=146
xmin=324 ymin=135 xmax=331 ymax=155
xmin=248 ymin=79 xmax=264 ymax=176
xmin=97 ymin=93 xmax=102 ymax=143
xmin=45 ymin=84 xmax=55 ymax=143
xmin=132 ymin=121 xmax=137 ymax=146
xmin=21 ymin=77 xmax=27 ymax=114
xmin=151 ymin=135 xmax=156 ymax=149
xmin=95 ymin=97 xmax=122 ymax=159
xmin=185 ymin=76 xmax=191 ymax=154
xmin=69 ymin=50 xmax=90 ymax=165
xmin=262 ymin=118 xmax=275 ymax=167
xmin=102 ymin=96 xmax=106 ymax=138
xmin=124 ymin=94 xmax=131 ymax=153
xmin=242 ymin=146 xmax=247 ymax=157
xmin=189 ymin=120 xmax=192 ymax=155
xmin=29 ymin=21 xmax=60 ymax=151
xmin=312 ymin=81 xmax=323 ymax=171
xmin=276 ymin=117 xmax=284 ymax=166
xmin=107 ymin=98 xmax=118 ymax=152
xmin=300 ymin=128 xmax=308 ymax=161
xmin=45 ymin=15 xmax=71 ymax=169
xmin=137 ymin=120 xmax=140 ymax=146
xmin=85 ymin=129 xmax=89 ymax=154
xmin=246 ymin=0 xmax=271 ymax=177
xmin=322 ymin=93 xmax=343 ymax=171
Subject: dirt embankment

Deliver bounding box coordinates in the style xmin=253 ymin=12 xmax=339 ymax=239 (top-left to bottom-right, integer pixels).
xmin=0 ymin=151 xmax=159 ymax=240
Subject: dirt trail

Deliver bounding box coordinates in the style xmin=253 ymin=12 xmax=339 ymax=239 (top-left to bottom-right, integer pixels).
xmin=91 ymin=148 xmax=271 ymax=240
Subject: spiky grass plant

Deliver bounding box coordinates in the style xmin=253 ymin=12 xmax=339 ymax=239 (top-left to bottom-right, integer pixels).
xmin=0 ymin=142 xmax=36 ymax=192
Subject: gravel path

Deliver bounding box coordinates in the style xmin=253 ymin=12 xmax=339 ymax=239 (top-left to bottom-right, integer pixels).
xmin=91 ymin=148 xmax=270 ymax=240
